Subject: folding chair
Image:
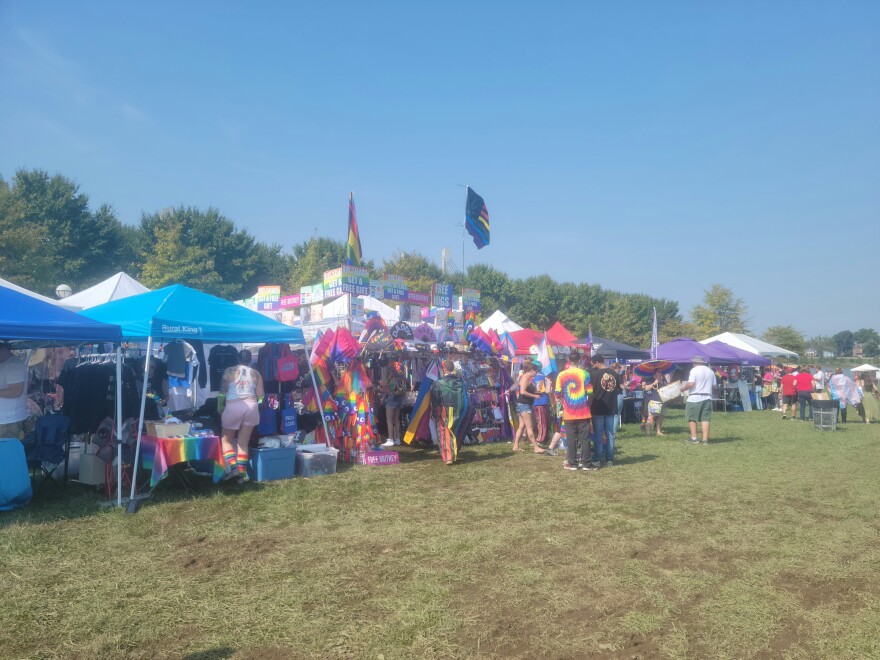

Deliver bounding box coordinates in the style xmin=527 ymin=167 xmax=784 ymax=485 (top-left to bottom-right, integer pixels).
xmin=24 ymin=414 xmax=71 ymax=489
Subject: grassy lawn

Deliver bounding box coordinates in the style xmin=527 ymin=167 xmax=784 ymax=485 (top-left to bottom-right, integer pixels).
xmin=3 ymin=410 xmax=879 ymax=659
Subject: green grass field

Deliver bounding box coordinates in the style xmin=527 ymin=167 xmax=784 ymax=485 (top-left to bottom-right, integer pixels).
xmin=3 ymin=410 xmax=879 ymax=659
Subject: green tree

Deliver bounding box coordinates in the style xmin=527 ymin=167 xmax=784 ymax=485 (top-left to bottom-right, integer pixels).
xmin=460 ymin=263 xmax=513 ymax=315
xmin=807 ymin=335 xmax=836 ymax=356
xmin=832 ymin=331 xmax=854 ymax=357
xmin=0 ymin=176 xmax=53 ymax=291
xmin=0 ymin=169 xmax=130 ymax=293
xmin=863 ymin=339 xmax=880 ymax=357
xmin=140 ymin=206 xmax=287 ymax=299
xmin=508 ymin=275 xmax=561 ymax=330
xmin=690 ymin=285 xmax=748 ymax=337
xmin=852 ymin=328 xmax=880 ymax=345
xmin=288 ymin=237 xmax=348 ymax=290
xmin=658 ymin=317 xmax=701 ymax=343
xmin=382 ymin=251 xmax=442 ymax=294
xmin=763 ymin=325 xmax=806 ymax=356
xmin=140 ymin=219 xmax=222 ymax=292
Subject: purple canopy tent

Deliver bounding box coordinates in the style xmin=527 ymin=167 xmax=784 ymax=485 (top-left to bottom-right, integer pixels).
xmin=656 ymin=338 xmax=716 ymax=364
xmin=657 ymin=337 xmax=770 ymax=366
xmin=702 ymin=341 xmax=770 ymax=367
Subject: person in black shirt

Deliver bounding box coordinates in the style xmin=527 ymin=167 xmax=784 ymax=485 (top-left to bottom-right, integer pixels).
xmin=589 ymin=355 xmax=622 ymax=467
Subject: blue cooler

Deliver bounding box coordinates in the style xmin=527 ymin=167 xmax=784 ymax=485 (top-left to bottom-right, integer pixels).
xmin=0 ymin=439 xmax=32 ymax=511
xmin=247 ymin=446 xmax=296 ymax=482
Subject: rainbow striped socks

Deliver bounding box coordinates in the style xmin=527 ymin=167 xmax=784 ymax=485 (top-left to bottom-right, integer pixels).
xmin=223 ymin=450 xmax=238 ymax=473
xmin=237 ymin=452 xmax=250 ymax=481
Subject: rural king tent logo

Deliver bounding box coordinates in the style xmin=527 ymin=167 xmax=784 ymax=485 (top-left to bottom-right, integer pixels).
xmin=160 ymin=324 xmax=204 ymax=336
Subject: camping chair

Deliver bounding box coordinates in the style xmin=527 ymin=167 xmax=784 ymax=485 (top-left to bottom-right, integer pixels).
xmin=23 ymin=414 xmax=71 ymax=489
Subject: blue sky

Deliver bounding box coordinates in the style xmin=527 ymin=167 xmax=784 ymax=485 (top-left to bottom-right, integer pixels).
xmin=2 ymin=1 xmax=878 ymax=337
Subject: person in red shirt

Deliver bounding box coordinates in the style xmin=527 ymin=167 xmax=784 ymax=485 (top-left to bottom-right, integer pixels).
xmin=780 ymin=369 xmax=798 ymax=420
xmin=795 ymin=367 xmax=815 ymax=421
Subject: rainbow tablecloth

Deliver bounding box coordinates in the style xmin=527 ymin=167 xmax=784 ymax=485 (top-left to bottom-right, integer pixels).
xmin=140 ymin=435 xmax=225 ymax=487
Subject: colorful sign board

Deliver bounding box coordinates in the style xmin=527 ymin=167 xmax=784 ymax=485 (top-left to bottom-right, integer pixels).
xmin=431 ymin=283 xmax=454 ymax=308
xmin=461 ymin=287 xmax=481 ymax=312
xmin=280 ymin=294 xmax=301 ymax=309
xmin=383 ymin=274 xmax=408 ymax=302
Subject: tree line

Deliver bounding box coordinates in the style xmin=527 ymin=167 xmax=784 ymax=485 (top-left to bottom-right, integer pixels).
xmin=2 ymin=168 xmax=876 ymax=354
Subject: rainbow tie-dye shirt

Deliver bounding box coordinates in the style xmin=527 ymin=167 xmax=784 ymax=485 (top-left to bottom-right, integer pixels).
xmin=554 ymin=367 xmax=593 ymax=420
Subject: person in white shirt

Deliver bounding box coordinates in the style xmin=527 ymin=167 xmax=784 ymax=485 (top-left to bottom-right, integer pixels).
xmin=813 ymin=366 xmax=825 ymax=392
xmin=0 ymin=341 xmax=29 ymax=439
xmin=680 ymin=355 xmax=716 ymax=444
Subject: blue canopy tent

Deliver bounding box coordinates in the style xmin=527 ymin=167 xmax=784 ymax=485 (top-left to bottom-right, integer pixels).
xmin=1 ymin=284 xmax=124 ymax=507
xmin=81 ymin=285 xmax=324 ymax=507
xmin=0 ymin=284 xmax=122 ymax=347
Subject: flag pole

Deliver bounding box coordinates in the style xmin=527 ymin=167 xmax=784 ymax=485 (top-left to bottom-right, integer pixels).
xmin=458 ymin=184 xmax=469 ymax=275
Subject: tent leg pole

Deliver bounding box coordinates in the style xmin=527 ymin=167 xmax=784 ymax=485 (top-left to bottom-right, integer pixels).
xmin=129 ymin=336 xmax=152 ymax=505
xmin=308 ymin=362 xmax=331 ymax=447
xmin=116 ymin=344 xmax=123 ymax=508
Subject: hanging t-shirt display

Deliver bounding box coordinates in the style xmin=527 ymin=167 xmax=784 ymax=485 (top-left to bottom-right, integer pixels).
xmin=208 ymin=345 xmax=239 ymax=391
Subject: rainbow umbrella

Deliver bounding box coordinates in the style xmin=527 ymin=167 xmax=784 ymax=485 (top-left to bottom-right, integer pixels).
xmin=634 ymin=359 xmax=676 ymax=378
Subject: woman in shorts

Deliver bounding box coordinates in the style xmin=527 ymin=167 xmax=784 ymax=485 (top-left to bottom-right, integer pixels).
xmin=219 ymin=349 xmax=265 ymax=482
xmin=512 ymin=362 xmax=546 ymax=453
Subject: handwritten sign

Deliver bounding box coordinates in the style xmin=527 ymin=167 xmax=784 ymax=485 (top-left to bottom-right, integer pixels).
xmin=362 ymin=451 xmax=400 ymax=466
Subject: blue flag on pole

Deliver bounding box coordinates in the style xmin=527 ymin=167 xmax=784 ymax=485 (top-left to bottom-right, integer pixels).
xmin=465 ymin=187 xmax=490 ymax=249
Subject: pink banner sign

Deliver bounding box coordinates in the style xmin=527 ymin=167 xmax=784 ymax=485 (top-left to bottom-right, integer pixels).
xmin=280 ymin=294 xmax=301 ymax=309
xmin=362 ymin=451 xmax=400 ymax=466
xmin=406 ymin=291 xmax=430 ymax=305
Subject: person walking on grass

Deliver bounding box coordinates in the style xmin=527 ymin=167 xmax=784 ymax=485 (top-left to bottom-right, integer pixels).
xmin=588 ymin=355 xmax=622 ymax=468
xmin=555 ymin=352 xmax=593 ymax=471
xmin=429 ymin=360 xmax=469 ymax=465
xmin=796 ymin=366 xmax=815 ymax=421
xmin=681 ymin=355 xmax=716 ymax=445
xmin=780 ymin=368 xmax=798 ymax=420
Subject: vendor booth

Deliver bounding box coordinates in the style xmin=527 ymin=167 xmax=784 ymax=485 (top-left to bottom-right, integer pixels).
xmin=81 ymin=285 xmax=319 ymax=506
xmin=0 ymin=285 xmax=123 ymax=510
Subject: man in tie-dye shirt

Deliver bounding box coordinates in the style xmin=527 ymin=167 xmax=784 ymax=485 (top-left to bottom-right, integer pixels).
xmin=555 ymin=352 xmax=594 ymax=471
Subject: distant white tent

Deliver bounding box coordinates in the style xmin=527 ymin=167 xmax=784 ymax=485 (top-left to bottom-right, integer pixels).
xmin=702 ymin=332 xmax=799 ymax=358
xmin=0 ymin=276 xmax=78 ymax=310
xmin=479 ymin=310 xmax=523 ymax=334
xmin=62 ymin=272 xmax=150 ymax=310
xmin=851 ymin=364 xmax=880 ymax=373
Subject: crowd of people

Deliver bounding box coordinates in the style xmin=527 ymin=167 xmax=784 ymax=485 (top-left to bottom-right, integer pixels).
xmin=763 ymin=364 xmax=879 ymax=424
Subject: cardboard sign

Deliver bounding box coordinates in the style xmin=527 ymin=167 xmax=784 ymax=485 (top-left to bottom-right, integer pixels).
xmin=657 ymin=381 xmax=682 ymax=403
xmin=362 ymin=451 xmax=400 ymax=466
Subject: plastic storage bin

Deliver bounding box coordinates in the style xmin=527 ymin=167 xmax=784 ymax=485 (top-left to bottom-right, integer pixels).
xmin=0 ymin=438 xmax=32 ymax=511
xmin=812 ymin=399 xmax=838 ymax=431
xmin=295 ymin=447 xmax=339 ymax=478
xmin=247 ymin=446 xmax=296 ymax=482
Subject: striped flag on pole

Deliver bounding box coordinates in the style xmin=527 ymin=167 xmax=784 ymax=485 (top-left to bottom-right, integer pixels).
xmin=345 ymin=193 xmax=362 ymax=266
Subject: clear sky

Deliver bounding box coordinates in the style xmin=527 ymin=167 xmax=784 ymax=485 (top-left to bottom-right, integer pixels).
xmin=2 ymin=1 xmax=878 ymax=337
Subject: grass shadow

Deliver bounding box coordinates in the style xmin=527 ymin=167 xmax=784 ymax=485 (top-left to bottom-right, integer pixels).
xmin=183 ymin=648 xmax=236 ymax=660
xmin=614 ymin=453 xmax=659 ymax=466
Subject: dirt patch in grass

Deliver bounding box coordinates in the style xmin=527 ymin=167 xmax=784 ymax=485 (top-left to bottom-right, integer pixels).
xmin=178 ymin=532 xmax=288 ymax=574
xmin=775 ymin=573 xmax=865 ymax=612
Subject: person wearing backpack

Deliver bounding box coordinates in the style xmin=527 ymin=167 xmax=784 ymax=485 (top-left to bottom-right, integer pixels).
xmin=381 ymin=361 xmax=406 ymax=447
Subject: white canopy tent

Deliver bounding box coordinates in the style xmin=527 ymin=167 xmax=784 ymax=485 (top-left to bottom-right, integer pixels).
xmin=701 ymin=332 xmax=799 ymax=358
xmin=62 ymin=272 xmax=149 ymax=310
xmin=479 ymin=310 xmax=523 ymax=334
xmin=851 ymin=364 xmax=880 ymax=372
